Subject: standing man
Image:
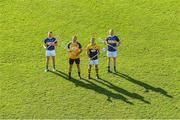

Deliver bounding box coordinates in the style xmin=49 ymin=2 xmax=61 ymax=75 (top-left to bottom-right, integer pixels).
xmin=105 ymin=29 xmax=120 ymax=73
xmin=86 ymin=38 xmax=100 ymax=79
xmin=67 ymin=36 xmax=82 ymax=80
xmin=44 ymin=31 xmax=58 ymax=72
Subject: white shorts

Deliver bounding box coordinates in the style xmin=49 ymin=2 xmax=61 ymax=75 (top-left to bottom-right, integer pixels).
xmin=46 ymin=50 xmax=56 ymax=56
xmin=88 ymin=59 xmax=99 ymax=65
xmin=107 ymin=51 xmax=117 ymax=57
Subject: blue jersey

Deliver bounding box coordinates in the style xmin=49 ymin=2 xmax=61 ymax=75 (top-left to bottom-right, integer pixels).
xmin=44 ymin=37 xmax=56 ymax=50
xmin=106 ymin=35 xmax=120 ymax=52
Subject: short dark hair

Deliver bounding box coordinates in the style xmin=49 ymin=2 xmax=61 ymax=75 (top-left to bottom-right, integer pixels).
xmin=48 ymin=31 xmax=52 ymax=34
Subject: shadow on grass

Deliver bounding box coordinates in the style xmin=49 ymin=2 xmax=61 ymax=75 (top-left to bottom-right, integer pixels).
xmin=49 ymin=70 xmax=133 ymax=104
xmin=114 ymin=72 xmax=173 ymax=98
xmin=91 ymin=78 xmax=150 ymax=104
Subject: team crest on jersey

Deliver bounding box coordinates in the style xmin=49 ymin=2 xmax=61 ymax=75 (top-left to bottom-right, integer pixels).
xmin=108 ymin=40 xmax=116 ymax=43
xmin=91 ymin=49 xmax=96 ymax=52
xmin=71 ymin=46 xmax=78 ymax=50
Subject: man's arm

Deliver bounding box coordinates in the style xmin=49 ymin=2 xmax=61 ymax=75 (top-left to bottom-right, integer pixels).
xmin=104 ymin=38 xmax=108 ymax=45
xmin=77 ymin=42 xmax=83 ymax=56
xmin=51 ymin=38 xmax=58 ymax=46
xmin=116 ymin=36 xmax=120 ymax=46
xmin=86 ymin=46 xmax=90 ymax=57
xmin=53 ymin=41 xmax=58 ymax=46
xmin=67 ymin=42 xmax=71 ymax=52
xmin=117 ymin=41 xmax=120 ymax=46
xmin=79 ymin=48 xmax=83 ymax=54
xmin=97 ymin=45 xmax=100 ymax=54
xmin=43 ymin=39 xmax=48 ymax=48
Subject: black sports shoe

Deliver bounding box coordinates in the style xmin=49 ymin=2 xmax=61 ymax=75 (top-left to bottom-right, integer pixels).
xmin=114 ymin=69 xmax=117 ymax=73
xmin=114 ymin=66 xmax=117 ymax=73
xmin=68 ymin=76 xmax=71 ymax=79
xmin=107 ymin=66 xmax=110 ymax=73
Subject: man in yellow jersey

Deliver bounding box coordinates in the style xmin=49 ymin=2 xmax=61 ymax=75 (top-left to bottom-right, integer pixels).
xmin=86 ymin=38 xmax=100 ymax=79
xmin=67 ymin=36 xmax=82 ymax=80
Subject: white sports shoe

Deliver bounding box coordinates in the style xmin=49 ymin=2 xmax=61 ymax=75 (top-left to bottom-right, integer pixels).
xmin=44 ymin=69 xmax=48 ymax=72
xmin=52 ymin=68 xmax=56 ymax=72
xmin=78 ymin=76 xmax=81 ymax=80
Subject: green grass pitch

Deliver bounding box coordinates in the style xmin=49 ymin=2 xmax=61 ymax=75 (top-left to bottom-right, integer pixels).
xmin=0 ymin=0 xmax=180 ymax=119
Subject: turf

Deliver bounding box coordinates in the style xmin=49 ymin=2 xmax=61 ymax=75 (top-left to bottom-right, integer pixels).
xmin=0 ymin=0 xmax=180 ymax=119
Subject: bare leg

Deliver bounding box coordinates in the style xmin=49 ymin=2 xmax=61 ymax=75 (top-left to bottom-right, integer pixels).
xmin=113 ymin=57 xmax=117 ymax=73
xmin=76 ymin=64 xmax=81 ymax=79
xmin=45 ymin=56 xmax=50 ymax=72
xmin=95 ymin=65 xmax=99 ymax=79
xmin=52 ymin=56 xmax=56 ymax=70
xmin=68 ymin=64 xmax=73 ymax=79
xmin=107 ymin=57 xmax=111 ymax=72
xmin=88 ymin=65 xmax=92 ymax=79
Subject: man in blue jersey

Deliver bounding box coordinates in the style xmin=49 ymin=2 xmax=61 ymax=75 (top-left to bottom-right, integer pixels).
xmin=105 ymin=29 xmax=120 ymax=73
xmin=44 ymin=31 xmax=57 ymax=72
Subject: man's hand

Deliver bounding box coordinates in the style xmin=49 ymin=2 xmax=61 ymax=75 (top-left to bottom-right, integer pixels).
xmin=68 ymin=50 xmax=76 ymax=56
xmin=75 ymin=49 xmax=82 ymax=56
xmin=47 ymin=42 xmax=54 ymax=46
xmin=50 ymin=43 xmax=54 ymax=46
xmin=117 ymin=42 xmax=120 ymax=46
xmin=47 ymin=42 xmax=57 ymax=46
xmin=104 ymin=40 xmax=107 ymax=45
xmin=68 ymin=49 xmax=72 ymax=52
xmin=75 ymin=52 xmax=80 ymax=56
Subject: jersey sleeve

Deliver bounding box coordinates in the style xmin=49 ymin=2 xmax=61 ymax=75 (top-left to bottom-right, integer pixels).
xmin=54 ymin=38 xmax=57 ymax=43
xmin=106 ymin=37 xmax=108 ymax=42
xmin=115 ymin=36 xmax=120 ymax=42
xmin=44 ymin=38 xmax=47 ymax=44
xmin=78 ymin=42 xmax=82 ymax=49
xmin=106 ymin=37 xmax=110 ymax=44
xmin=67 ymin=42 xmax=71 ymax=49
